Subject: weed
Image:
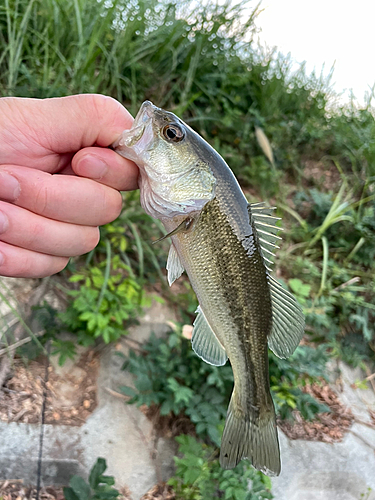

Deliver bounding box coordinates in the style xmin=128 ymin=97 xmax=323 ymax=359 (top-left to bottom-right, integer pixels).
xmin=64 ymin=458 xmax=120 ymax=500
xmin=169 ymin=435 xmax=273 ymax=500
xmin=60 ymin=252 xmax=142 ymax=346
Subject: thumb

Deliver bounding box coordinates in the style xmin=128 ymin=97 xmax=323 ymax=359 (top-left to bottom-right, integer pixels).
xmin=0 ymin=94 xmax=133 ymax=171
xmin=47 ymin=94 xmax=134 ymax=148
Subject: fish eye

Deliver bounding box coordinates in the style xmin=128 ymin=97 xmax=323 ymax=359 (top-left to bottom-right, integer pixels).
xmin=162 ymin=123 xmax=184 ymax=143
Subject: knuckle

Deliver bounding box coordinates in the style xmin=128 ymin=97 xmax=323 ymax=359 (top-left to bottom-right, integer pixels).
xmin=33 ymin=184 xmax=49 ymax=216
xmin=88 ymin=94 xmax=118 ymax=120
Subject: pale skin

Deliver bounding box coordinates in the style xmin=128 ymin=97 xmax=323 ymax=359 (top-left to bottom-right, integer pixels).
xmin=0 ymin=94 xmax=139 ymax=278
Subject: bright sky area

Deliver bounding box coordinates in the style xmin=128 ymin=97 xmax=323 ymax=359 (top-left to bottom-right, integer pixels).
xmin=254 ymin=0 xmax=375 ymax=106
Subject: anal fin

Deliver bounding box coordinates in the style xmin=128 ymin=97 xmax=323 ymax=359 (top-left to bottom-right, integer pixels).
xmin=192 ymin=306 xmax=228 ymax=366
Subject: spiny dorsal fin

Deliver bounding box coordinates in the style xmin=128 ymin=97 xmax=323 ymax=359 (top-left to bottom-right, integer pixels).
xmin=166 ymin=244 xmax=184 ymax=286
xmin=192 ymin=306 xmax=228 ymax=366
xmin=268 ymin=276 xmax=305 ymax=358
xmin=249 ymin=203 xmax=283 ymax=271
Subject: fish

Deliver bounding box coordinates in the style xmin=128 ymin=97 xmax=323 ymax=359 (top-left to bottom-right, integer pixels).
xmin=113 ymin=101 xmax=305 ymax=476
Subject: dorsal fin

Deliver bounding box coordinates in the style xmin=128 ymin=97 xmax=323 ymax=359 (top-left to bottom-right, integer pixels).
xmin=268 ymin=276 xmax=305 ymax=358
xmin=248 ymin=203 xmax=283 ymax=271
xmin=248 ymin=203 xmax=305 ymax=356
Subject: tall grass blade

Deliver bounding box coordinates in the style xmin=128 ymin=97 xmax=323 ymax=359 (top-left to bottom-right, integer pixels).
xmin=96 ymin=238 xmax=112 ymax=313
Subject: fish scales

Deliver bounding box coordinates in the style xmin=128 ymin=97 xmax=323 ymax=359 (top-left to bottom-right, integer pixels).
xmin=171 ymin=197 xmax=273 ymax=414
xmin=113 ymin=101 xmax=305 ymax=476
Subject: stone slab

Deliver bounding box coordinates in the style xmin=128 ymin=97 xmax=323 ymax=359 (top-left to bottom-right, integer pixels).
xmin=0 ymin=299 xmax=177 ymax=498
xmin=272 ymin=426 xmax=375 ymax=500
xmin=334 ymin=361 xmax=375 ymax=424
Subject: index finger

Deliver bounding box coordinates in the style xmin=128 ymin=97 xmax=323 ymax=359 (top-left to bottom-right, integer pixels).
xmin=0 ymin=165 xmax=123 ymax=226
xmin=72 ymin=146 xmax=139 ymax=191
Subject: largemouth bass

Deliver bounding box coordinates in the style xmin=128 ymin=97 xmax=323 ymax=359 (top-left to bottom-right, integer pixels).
xmin=113 ymin=101 xmax=305 ymax=476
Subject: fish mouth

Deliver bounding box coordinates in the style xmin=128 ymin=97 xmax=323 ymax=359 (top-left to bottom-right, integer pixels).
xmin=112 ymin=100 xmax=156 ymax=152
xmin=134 ymin=100 xmax=155 ymax=126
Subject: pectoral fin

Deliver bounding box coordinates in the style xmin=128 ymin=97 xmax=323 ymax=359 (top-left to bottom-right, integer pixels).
xmin=192 ymin=306 xmax=228 ymax=366
xmin=268 ymin=276 xmax=305 ymax=358
xmin=166 ymin=244 xmax=184 ymax=286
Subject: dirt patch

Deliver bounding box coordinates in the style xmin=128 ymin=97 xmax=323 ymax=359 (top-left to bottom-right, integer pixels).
xmin=278 ymin=382 xmax=355 ymax=443
xmin=0 ymin=481 xmax=134 ymax=500
xmin=0 ymin=481 xmax=64 ymax=500
xmin=141 ymin=482 xmax=175 ymax=500
xmin=303 ymin=160 xmax=342 ymax=191
xmin=0 ymin=350 xmax=99 ymax=426
xmin=140 ymin=404 xmax=195 ymax=439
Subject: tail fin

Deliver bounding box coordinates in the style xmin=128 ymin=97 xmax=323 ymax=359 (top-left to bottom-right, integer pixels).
xmin=220 ymin=394 xmax=281 ymax=476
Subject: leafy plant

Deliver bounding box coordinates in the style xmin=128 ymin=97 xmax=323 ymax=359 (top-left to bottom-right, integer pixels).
xmin=120 ymin=329 xmax=233 ymax=445
xmin=121 ymin=328 xmax=332 ymax=443
xmin=4 ymin=0 xmax=374 ymax=195
xmin=168 ymin=435 xmax=273 ymax=500
xmin=269 ymin=345 xmax=331 ymax=420
xmin=64 ymin=458 xmax=120 ymax=500
xmin=60 ymin=252 xmax=142 ymax=345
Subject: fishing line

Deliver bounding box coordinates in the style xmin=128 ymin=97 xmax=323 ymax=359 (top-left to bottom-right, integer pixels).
xmin=35 ymin=341 xmax=51 ymax=500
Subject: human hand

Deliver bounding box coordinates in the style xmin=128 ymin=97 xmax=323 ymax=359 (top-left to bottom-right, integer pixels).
xmin=0 ymin=94 xmax=138 ymax=278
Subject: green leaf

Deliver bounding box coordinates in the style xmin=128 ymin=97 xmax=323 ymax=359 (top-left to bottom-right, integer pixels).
xmin=96 ymin=476 xmax=115 ymax=486
xmin=160 ymin=399 xmax=173 ymax=415
xmin=69 ymin=476 xmax=91 ymax=500
xmin=262 ymin=476 xmax=272 ymax=490
xmin=174 ymin=386 xmax=193 ymax=405
xmin=136 ymin=374 xmax=153 ymax=392
xmin=79 ymin=311 xmax=94 ymax=321
xmin=89 ymin=458 xmax=107 ymax=489
xmin=69 ymin=274 xmax=85 ymax=283
xmin=288 ymin=278 xmax=311 ymax=298
xmin=120 ymin=386 xmax=137 ymax=397
xmin=63 ymin=487 xmax=80 ymax=500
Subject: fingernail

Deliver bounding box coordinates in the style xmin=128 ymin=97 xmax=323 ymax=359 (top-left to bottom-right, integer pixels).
xmin=0 ymin=211 xmax=9 ymax=234
xmin=77 ymin=156 xmax=108 ymax=179
xmin=0 ymin=172 xmax=21 ymax=201
xmin=0 ymin=251 xmax=3 ymax=267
